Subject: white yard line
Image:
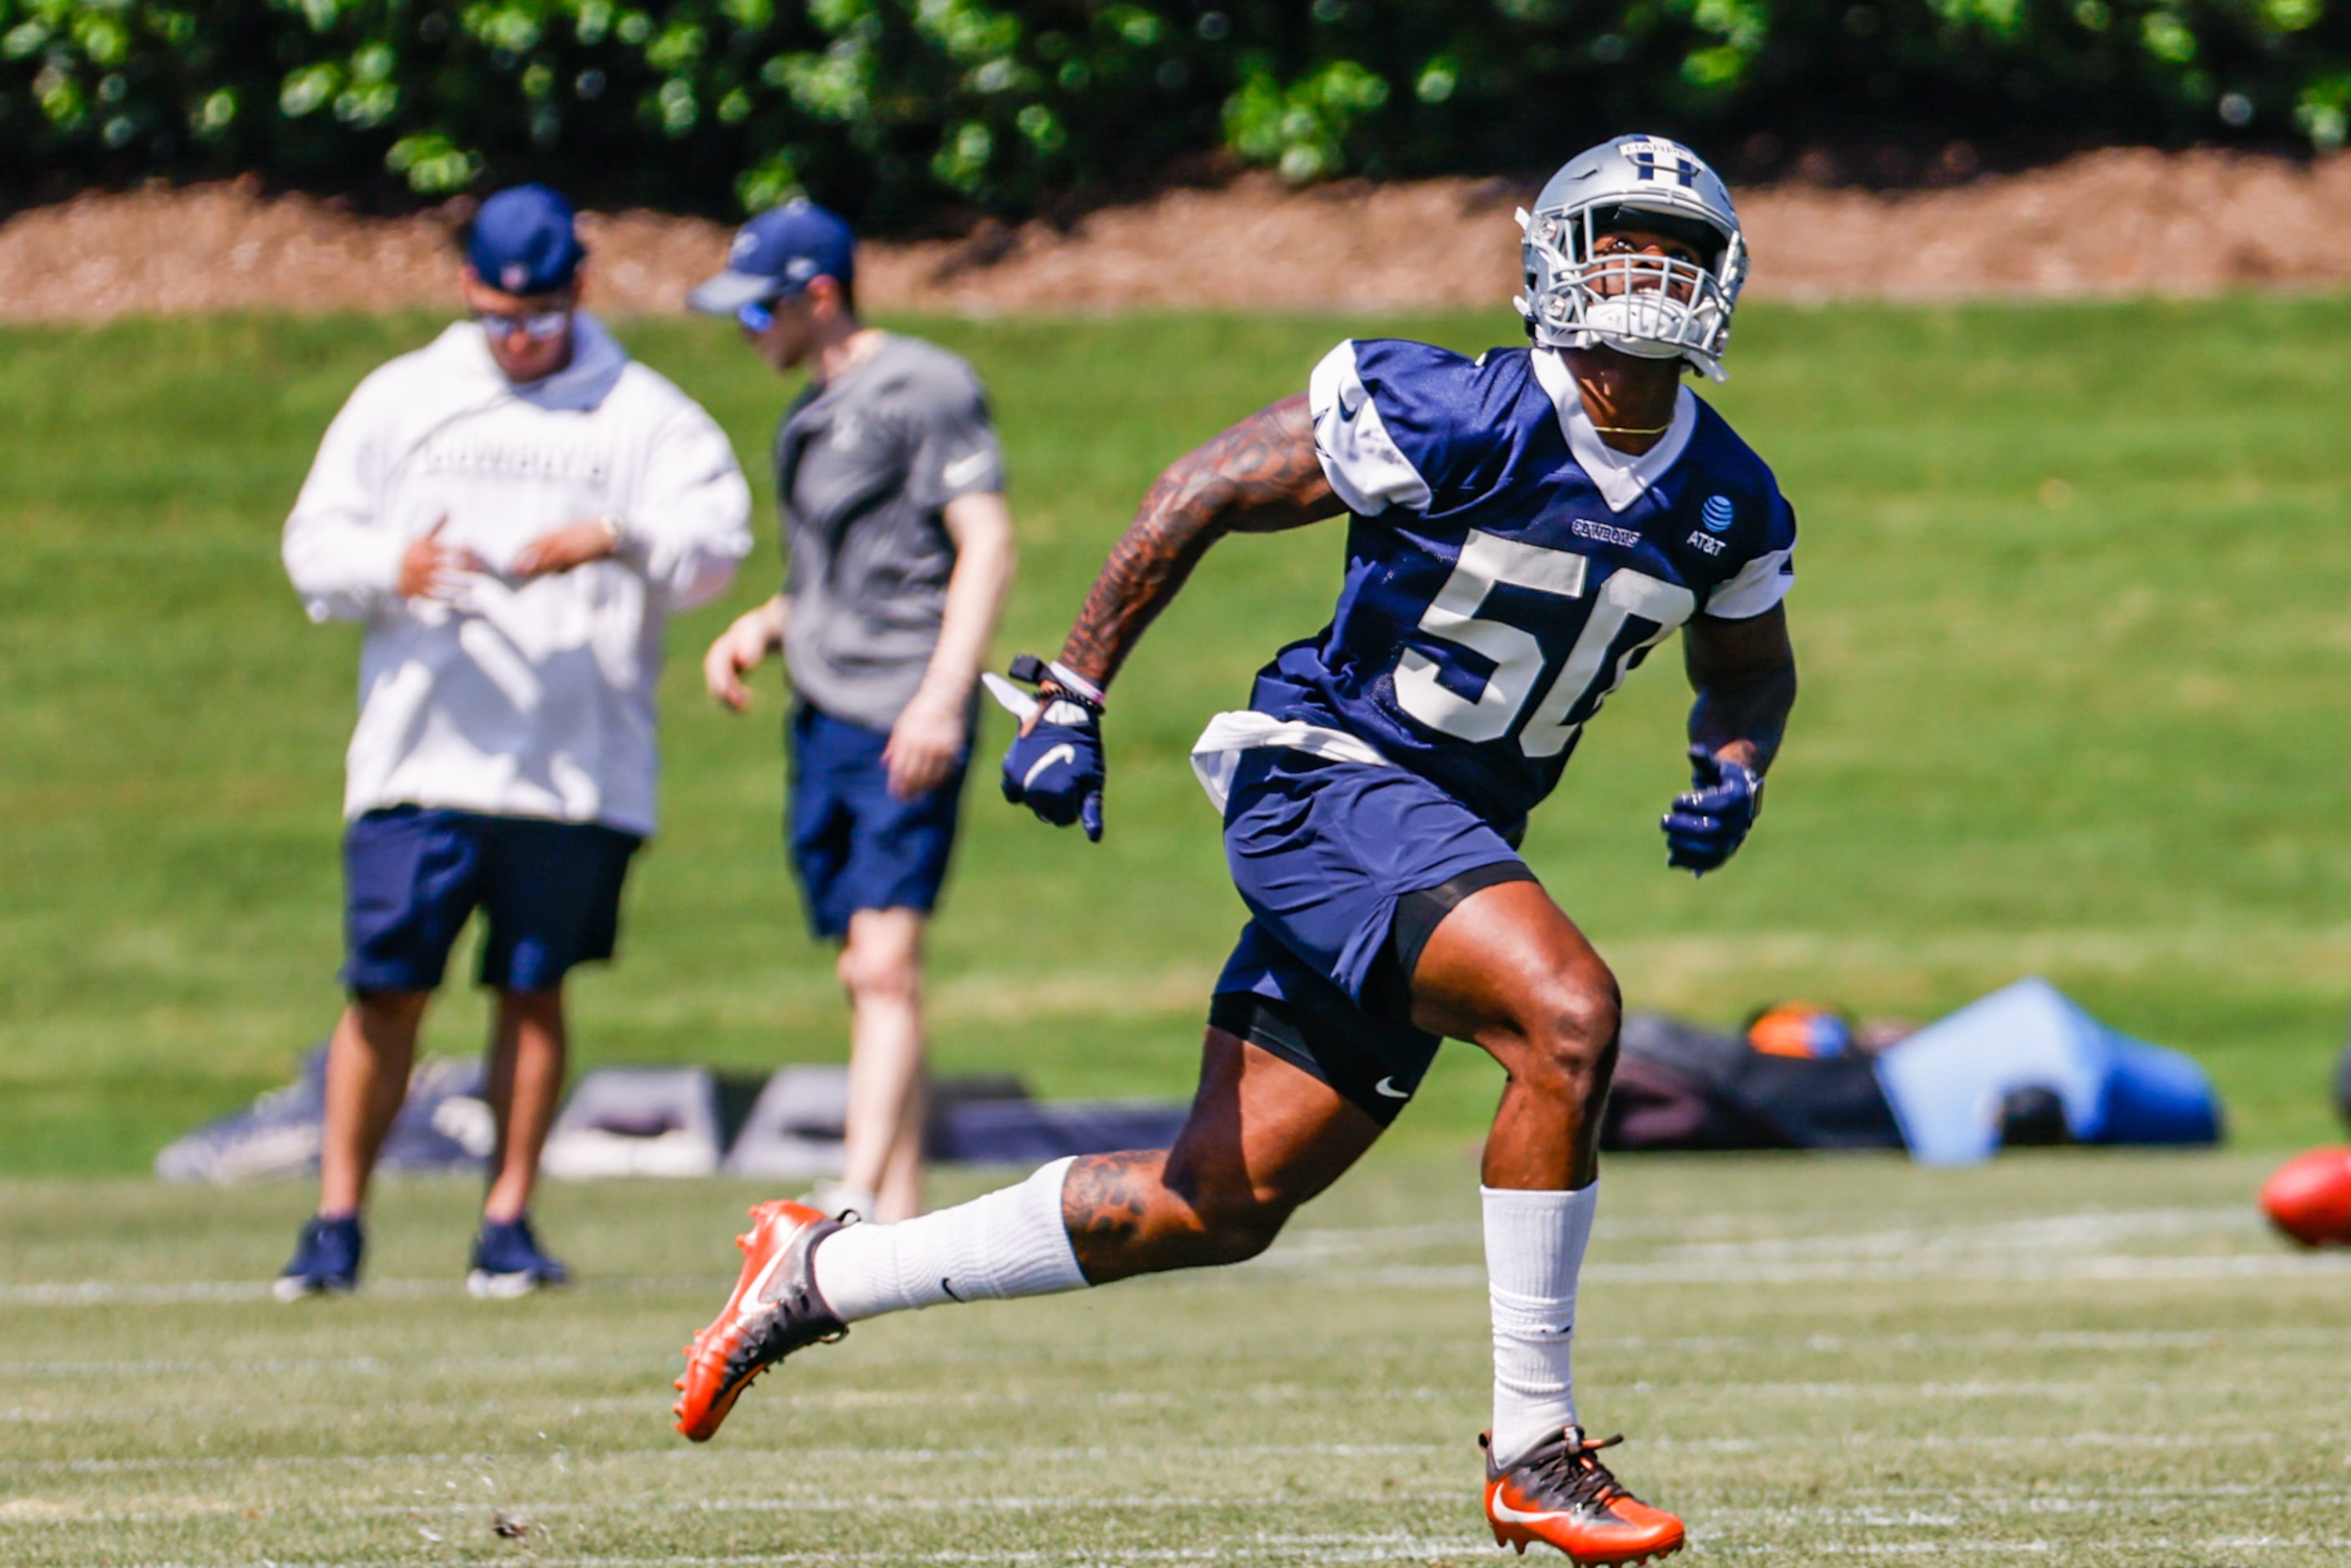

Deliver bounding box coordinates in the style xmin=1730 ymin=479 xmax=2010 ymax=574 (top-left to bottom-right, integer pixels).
xmin=0 ymin=1351 xmax=642 ymax=1378
xmin=1701 ymin=1487 xmax=2351 ymax=1525
xmin=0 ymin=1276 xmax=719 ymax=1307
xmin=78 ymin=1538 xmax=2351 ymax=1568
xmin=15 ymin=1483 xmax=2351 ymax=1528
xmin=1727 ymin=1543 xmax=2351 ymax=1557
xmin=13 ymin=1247 xmax=2345 ymax=1308
xmin=1251 ymin=1207 xmax=2265 ymax=1264
xmin=5 ymin=1323 xmax=2343 ymax=1383
xmin=1592 ymin=1251 xmax=2351 ymax=1282
xmin=1312 ymin=1252 xmax=2351 ymax=1287
xmin=0 ymin=1443 xmax=1449 ymax=1476
xmin=7 ymin=1205 xmax=2312 ymax=1309
xmin=1249 ymin=1222 xmax=1481 ymax=1260
xmin=1609 ymin=1325 xmax=2351 ymax=1352
xmin=89 ymin=1542 xmax=1497 ymax=1568
xmin=0 ymin=1426 xmax=2318 ymax=1482
xmin=1651 ymin=1428 xmax=2328 ymax=1454
xmin=16 ymin=1378 xmax=2340 ymax=1429
xmin=1658 ymin=1206 xmax=2262 ymax=1257
xmin=0 ymin=1494 xmax=1467 ymax=1525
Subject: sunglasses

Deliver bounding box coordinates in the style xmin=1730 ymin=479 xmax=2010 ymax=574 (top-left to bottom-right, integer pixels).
xmin=736 ymin=300 xmax=776 ymax=334
xmin=474 ymin=307 xmax=573 ymax=341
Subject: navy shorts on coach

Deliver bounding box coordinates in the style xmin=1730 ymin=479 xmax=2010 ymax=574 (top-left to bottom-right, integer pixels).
xmin=788 ymin=702 xmax=968 ymax=940
xmin=341 ymin=806 xmax=641 ymax=994
xmin=1211 ymin=748 xmax=1525 ymax=1115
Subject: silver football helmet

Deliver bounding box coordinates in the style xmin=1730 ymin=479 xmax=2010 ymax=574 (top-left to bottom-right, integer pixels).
xmin=1514 ymin=134 xmax=1748 ymax=382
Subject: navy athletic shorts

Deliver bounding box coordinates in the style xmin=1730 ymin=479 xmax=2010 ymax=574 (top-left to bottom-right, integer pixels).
xmin=341 ymin=806 xmax=641 ymax=994
xmin=788 ymin=701 xmax=968 ymax=940
xmin=1210 ymin=748 xmax=1534 ymax=1124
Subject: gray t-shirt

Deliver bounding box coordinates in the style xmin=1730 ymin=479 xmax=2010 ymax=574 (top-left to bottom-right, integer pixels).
xmin=776 ymin=334 xmax=1005 ymax=731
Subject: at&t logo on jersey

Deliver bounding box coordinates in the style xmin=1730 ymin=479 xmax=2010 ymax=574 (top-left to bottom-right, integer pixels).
xmin=1701 ymin=494 xmax=1737 ymax=534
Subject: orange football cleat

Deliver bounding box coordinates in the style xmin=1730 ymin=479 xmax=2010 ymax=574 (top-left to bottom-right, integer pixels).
xmin=1482 ymin=1427 xmax=1685 ymax=1565
xmin=672 ymin=1200 xmax=848 ymax=1442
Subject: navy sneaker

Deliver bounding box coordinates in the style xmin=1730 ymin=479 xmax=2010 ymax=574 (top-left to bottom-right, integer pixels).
xmin=468 ymin=1215 xmax=569 ymax=1298
xmin=275 ymin=1213 xmax=363 ymax=1302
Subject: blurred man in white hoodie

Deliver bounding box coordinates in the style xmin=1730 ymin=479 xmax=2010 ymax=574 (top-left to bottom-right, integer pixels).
xmin=277 ymin=185 xmax=753 ymax=1299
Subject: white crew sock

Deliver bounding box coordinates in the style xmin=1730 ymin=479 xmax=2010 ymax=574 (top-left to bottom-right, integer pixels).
xmin=1484 ymin=1181 xmax=1600 ymax=1469
xmin=810 ymin=1156 xmax=1088 ymax=1323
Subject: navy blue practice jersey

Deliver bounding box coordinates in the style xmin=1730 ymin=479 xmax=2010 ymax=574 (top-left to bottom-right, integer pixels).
xmin=1246 ymin=337 xmax=1797 ymax=837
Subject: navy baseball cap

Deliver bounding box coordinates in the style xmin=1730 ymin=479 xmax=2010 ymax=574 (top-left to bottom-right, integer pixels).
xmin=689 ymin=198 xmax=855 ymax=314
xmin=466 ymin=185 xmax=585 ymax=296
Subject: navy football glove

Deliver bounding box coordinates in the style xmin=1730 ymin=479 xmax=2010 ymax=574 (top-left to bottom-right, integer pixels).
xmin=1661 ymin=744 xmax=1763 ymax=875
xmin=994 ymin=655 xmax=1107 ymax=842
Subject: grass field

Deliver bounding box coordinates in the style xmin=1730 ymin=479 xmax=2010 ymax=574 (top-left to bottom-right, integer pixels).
xmin=7 ymin=296 xmax=2351 ymax=1172
xmin=8 ymin=291 xmax=2351 ymax=1562
xmin=4 ymin=1148 xmax=2348 ymax=1565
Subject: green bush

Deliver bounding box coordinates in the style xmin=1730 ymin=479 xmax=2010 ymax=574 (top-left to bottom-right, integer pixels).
xmin=3 ymin=0 xmax=2347 ymax=223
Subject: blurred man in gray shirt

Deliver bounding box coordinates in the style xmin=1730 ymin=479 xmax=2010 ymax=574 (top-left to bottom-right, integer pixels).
xmin=695 ymin=201 xmax=1015 ymax=1222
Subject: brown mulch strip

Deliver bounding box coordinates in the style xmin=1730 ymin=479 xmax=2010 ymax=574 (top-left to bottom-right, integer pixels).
xmin=3 ymin=148 xmax=2346 ymax=322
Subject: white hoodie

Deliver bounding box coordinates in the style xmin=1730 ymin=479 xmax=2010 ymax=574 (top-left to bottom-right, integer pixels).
xmin=283 ymin=316 xmax=752 ymax=837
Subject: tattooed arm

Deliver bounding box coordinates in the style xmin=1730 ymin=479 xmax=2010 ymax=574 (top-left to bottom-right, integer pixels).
xmin=998 ymin=394 xmax=1341 ymax=841
xmin=1054 ymin=393 xmax=1344 ymax=690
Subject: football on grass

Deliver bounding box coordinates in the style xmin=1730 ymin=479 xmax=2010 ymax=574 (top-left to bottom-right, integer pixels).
xmin=2258 ymin=1147 xmax=2351 ymax=1247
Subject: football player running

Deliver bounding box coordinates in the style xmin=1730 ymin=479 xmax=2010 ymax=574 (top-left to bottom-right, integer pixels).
xmin=675 ymin=134 xmax=1797 ymax=1566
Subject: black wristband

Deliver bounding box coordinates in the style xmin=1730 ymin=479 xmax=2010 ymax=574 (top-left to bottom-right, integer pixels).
xmin=1009 ymin=653 xmax=1105 ymax=715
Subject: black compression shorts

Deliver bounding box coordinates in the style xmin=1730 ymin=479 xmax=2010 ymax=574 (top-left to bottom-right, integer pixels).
xmin=1208 ymin=861 xmax=1538 ymax=1125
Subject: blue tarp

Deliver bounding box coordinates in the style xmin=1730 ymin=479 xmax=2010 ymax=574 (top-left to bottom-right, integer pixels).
xmin=1873 ymin=978 xmax=2222 ymax=1164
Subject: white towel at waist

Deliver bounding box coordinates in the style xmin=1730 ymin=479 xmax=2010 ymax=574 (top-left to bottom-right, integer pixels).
xmin=1188 ymin=710 xmax=1393 ymax=812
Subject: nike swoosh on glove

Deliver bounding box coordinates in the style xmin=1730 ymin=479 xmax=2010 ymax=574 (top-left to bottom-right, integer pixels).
xmin=1661 ymin=744 xmax=1762 ymax=875
xmin=1001 ymin=695 xmax=1105 ymax=842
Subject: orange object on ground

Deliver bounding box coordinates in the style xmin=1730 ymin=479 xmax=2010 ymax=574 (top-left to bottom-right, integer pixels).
xmin=2258 ymin=1146 xmax=2351 ymax=1247
xmin=1746 ymin=1002 xmax=1851 ymax=1060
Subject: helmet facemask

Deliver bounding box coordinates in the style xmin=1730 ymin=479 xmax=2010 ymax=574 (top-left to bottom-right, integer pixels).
xmin=1516 ymin=200 xmax=1748 ymax=382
